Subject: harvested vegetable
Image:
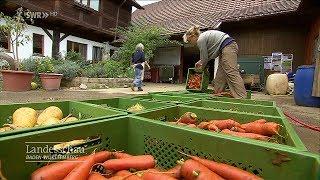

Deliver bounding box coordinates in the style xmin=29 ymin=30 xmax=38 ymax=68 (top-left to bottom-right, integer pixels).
xmin=88 ymin=172 xmax=106 ymax=180
xmin=40 ymin=117 xmax=60 ymax=126
xmin=31 ymin=151 xmax=111 ymax=180
xmin=207 ymin=123 xmax=219 ymax=132
xmin=127 ymin=103 xmax=145 ymax=113
xmin=177 ymin=112 xmax=197 ymax=124
xmin=101 ymin=155 xmax=155 ymax=171
xmin=112 ymin=152 xmax=133 ymax=159
xmin=241 ymin=122 xmax=280 ymax=136
xmin=209 ymin=119 xmax=241 ymax=130
xmin=0 ymin=127 xmax=12 ymax=132
xmin=197 ymin=122 xmax=210 ymax=129
xmin=166 ymin=165 xmax=181 ymax=179
xmin=179 ymin=152 xmax=262 ymax=180
xmin=64 ymin=117 xmax=79 ymax=123
xmin=42 ymin=106 xmax=63 ymax=120
xmin=221 ymin=129 xmax=270 ymax=141
xmin=141 ymin=170 xmax=177 ymax=180
xmin=12 ymin=107 xmax=37 ymax=128
xmin=64 ymin=153 xmax=96 ymax=180
xmin=179 ymin=159 xmax=224 ymax=180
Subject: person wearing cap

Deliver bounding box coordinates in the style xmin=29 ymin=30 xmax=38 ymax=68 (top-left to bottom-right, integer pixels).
xmin=131 ymin=43 xmax=145 ymax=91
xmin=183 ymin=25 xmax=247 ymax=98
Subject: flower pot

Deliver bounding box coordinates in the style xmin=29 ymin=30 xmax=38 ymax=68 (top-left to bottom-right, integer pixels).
xmin=1 ymin=70 xmax=34 ymax=92
xmin=39 ymin=73 xmax=63 ymax=91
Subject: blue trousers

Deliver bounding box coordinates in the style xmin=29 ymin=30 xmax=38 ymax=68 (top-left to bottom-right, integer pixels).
xmin=133 ymin=67 xmax=142 ymax=88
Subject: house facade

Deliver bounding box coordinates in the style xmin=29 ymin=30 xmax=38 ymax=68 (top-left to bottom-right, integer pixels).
xmin=0 ymin=0 xmax=142 ymax=61
xmin=132 ymin=0 xmax=319 ymax=83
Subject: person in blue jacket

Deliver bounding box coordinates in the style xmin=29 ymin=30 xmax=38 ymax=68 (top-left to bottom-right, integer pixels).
xmin=131 ymin=43 xmax=145 ymax=91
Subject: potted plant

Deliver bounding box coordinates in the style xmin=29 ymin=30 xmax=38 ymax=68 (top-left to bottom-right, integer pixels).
xmin=37 ymin=58 xmax=63 ymax=91
xmin=0 ymin=8 xmax=34 ymax=92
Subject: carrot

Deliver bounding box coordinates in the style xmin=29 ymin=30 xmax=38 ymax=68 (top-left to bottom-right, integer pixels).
xmin=88 ymin=172 xmax=106 ymax=180
xmin=31 ymin=151 xmax=112 ymax=180
xmin=241 ymin=122 xmax=280 ymax=136
xmin=230 ymin=126 xmax=246 ymax=133
xmin=187 ymin=124 xmax=197 ymax=128
xmin=64 ymin=153 xmax=96 ymax=180
xmin=207 ymin=123 xmax=219 ymax=132
xmin=177 ymin=112 xmax=197 ymax=124
xmin=166 ymin=165 xmax=181 ymax=179
xmin=179 ymin=159 xmax=224 ymax=180
xmin=241 ymin=119 xmax=267 ymax=129
xmin=197 ymin=122 xmax=210 ymax=129
xmin=101 ymin=155 xmax=155 ymax=171
xmin=179 ymin=152 xmax=262 ymax=180
xmin=112 ymin=152 xmax=133 ymax=159
xmin=168 ymin=122 xmax=188 ymax=126
xmin=113 ymin=170 xmax=141 ymax=180
xmin=141 ymin=170 xmax=177 ymax=180
xmin=221 ymin=129 xmax=270 ymax=141
xmin=209 ymin=119 xmax=241 ymax=130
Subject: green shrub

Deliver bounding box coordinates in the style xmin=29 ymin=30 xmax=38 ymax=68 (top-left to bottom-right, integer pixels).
xmin=54 ymin=60 xmax=81 ymax=81
xmin=65 ymin=51 xmax=85 ymax=66
xmin=20 ymin=56 xmax=55 ymax=73
xmin=124 ymin=67 xmax=134 ymax=78
xmin=103 ymin=60 xmax=124 ymax=78
xmin=83 ymin=63 xmax=106 ymax=78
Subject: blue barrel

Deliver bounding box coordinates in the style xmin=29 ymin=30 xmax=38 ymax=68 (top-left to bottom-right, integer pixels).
xmin=294 ymin=65 xmax=320 ymax=107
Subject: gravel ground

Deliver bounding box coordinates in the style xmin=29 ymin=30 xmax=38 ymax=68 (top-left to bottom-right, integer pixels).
xmin=0 ymin=83 xmax=319 ymax=153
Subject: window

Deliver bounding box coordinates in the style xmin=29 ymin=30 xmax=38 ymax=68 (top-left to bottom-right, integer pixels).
xmin=0 ymin=33 xmax=9 ymax=50
xmin=67 ymin=40 xmax=87 ymax=60
xmin=76 ymin=0 xmax=100 ymax=11
xmin=92 ymin=46 xmax=102 ymax=61
xmin=33 ymin=33 xmax=44 ymax=55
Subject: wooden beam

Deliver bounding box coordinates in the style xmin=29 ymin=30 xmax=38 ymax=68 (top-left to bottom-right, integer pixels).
xmin=60 ymin=33 xmax=69 ymax=42
xmin=41 ymin=28 xmax=53 ymax=40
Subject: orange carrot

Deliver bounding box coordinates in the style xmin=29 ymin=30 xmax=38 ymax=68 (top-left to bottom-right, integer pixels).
xmin=221 ymin=129 xmax=270 ymax=141
xmin=166 ymin=165 xmax=181 ymax=179
xmin=113 ymin=170 xmax=141 ymax=180
xmin=230 ymin=126 xmax=246 ymax=133
xmin=102 ymin=155 xmax=155 ymax=171
xmin=208 ymin=123 xmax=219 ymax=132
xmin=210 ymin=119 xmax=241 ymax=130
xmin=141 ymin=170 xmax=177 ymax=180
xmin=187 ymin=124 xmax=197 ymax=128
xmin=113 ymin=152 xmax=133 ymax=159
xmin=179 ymin=159 xmax=224 ymax=180
xmin=88 ymin=172 xmax=106 ymax=180
xmin=197 ymin=122 xmax=210 ymax=129
xmin=179 ymin=152 xmax=262 ymax=180
xmin=31 ymin=151 xmax=111 ymax=180
xmin=241 ymin=122 xmax=280 ymax=136
xmin=241 ymin=119 xmax=267 ymax=129
xmin=64 ymin=153 xmax=96 ymax=180
xmin=177 ymin=112 xmax=197 ymax=124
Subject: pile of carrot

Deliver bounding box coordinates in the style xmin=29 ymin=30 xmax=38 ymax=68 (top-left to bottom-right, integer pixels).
xmin=168 ymin=112 xmax=281 ymax=141
xmin=31 ymin=151 xmax=263 ymax=180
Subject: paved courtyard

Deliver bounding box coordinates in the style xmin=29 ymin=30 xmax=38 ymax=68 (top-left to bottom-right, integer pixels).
xmin=0 ymin=83 xmax=319 ymax=153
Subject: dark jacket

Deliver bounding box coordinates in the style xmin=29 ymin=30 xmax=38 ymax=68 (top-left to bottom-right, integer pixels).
xmin=132 ymin=50 xmax=145 ymax=70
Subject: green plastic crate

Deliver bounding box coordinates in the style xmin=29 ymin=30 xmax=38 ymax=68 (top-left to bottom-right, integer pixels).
xmin=82 ymin=97 xmax=175 ymax=113
xmin=0 ymin=101 xmax=126 ymax=137
xmin=133 ymin=105 xmax=306 ymax=150
xmin=130 ymin=94 xmax=199 ymax=104
xmin=0 ymin=116 xmax=318 ymax=179
xmin=186 ymin=68 xmax=209 ymax=92
xmin=185 ymin=100 xmax=281 ymax=117
xmin=156 ymin=91 xmax=275 ymax=106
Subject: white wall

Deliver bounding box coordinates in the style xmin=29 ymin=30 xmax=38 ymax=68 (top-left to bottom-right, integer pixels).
xmin=59 ymin=34 xmax=105 ymax=60
xmin=0 ymin=20 xmax=112 ymax=61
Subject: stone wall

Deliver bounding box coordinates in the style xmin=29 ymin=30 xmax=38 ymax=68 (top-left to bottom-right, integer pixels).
xmin=70 ymin=77 xmax=133 ymax=89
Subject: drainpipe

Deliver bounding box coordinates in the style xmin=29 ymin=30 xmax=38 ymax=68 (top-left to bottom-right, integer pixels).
xmin=114 ymin=0 xmax=127 ymax=40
